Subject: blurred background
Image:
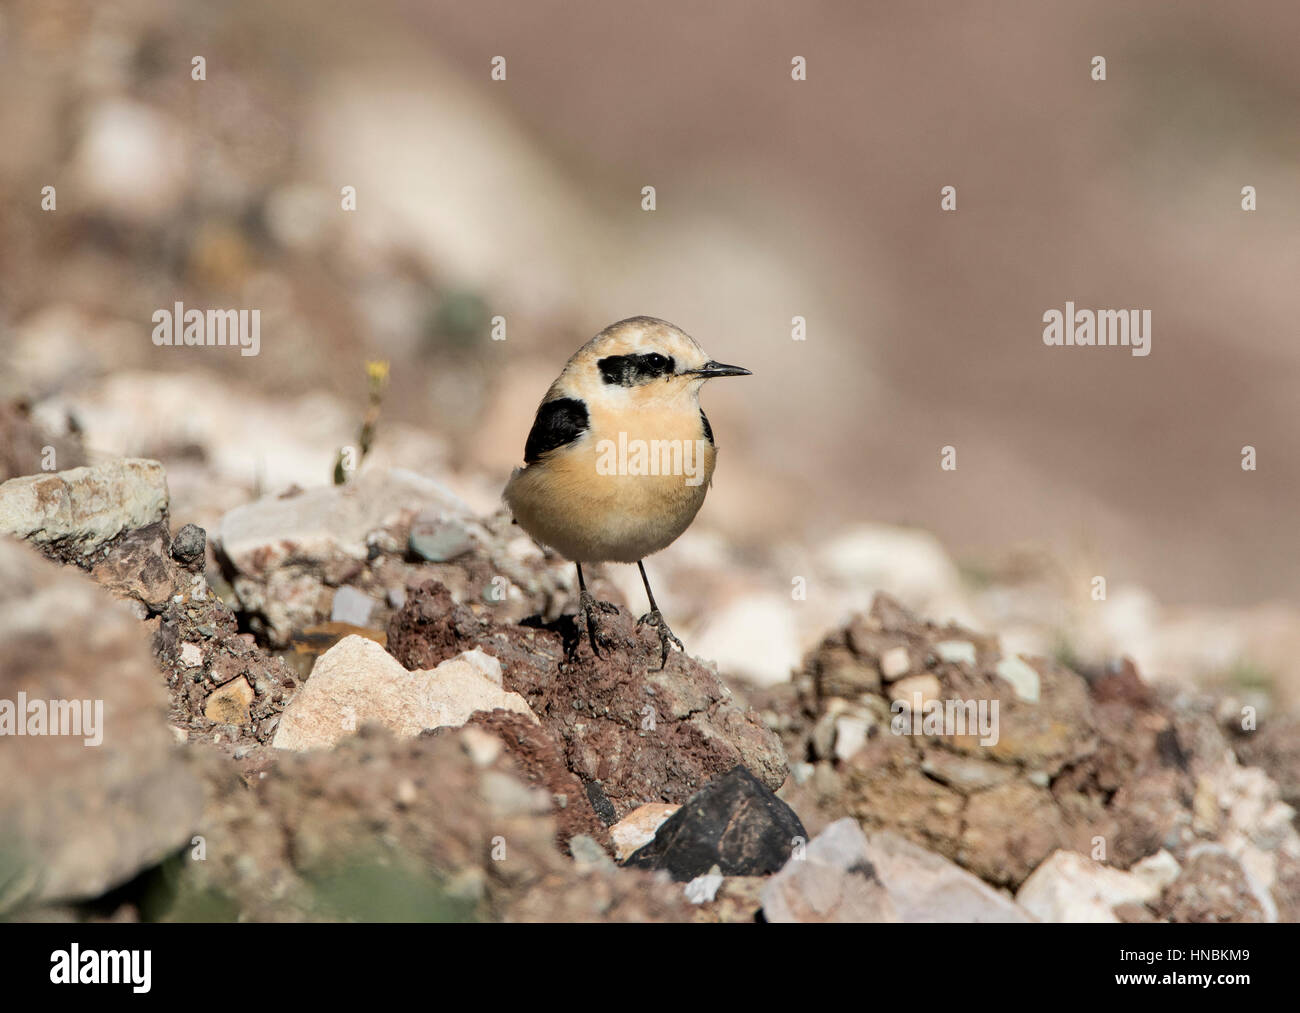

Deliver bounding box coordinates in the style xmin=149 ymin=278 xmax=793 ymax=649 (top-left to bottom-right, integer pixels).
xmin=2 ymin=0 xmax=1298 ymax=706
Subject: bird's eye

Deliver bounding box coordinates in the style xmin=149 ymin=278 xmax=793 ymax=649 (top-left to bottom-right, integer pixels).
xmin=640 ymin=353 xmax=673 ymax=378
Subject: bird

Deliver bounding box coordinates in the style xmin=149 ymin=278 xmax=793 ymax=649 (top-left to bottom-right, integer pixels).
xmin=503 ymin=316 xmax=751 ymax=668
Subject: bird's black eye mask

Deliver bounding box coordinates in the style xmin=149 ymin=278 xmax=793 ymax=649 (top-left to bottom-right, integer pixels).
xmin=597 ymin=352 xmax=676 ymax=386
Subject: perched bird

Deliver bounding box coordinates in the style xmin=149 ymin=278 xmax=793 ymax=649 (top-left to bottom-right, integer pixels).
xmin=504 ymin=316 xmax=751 ymax=667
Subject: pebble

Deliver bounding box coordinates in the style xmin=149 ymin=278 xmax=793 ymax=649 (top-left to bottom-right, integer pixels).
xmin=879 ymin=645 xmax=911 ymax=680
xmin=330 ymin=585 xmax=375 ymax=627
xmin=684 ymin=867 xmax=725 ymax=904
xmin=935 ymin=640 xmax=976 ymax=666
xmin=995 ymin=655 xmax=1041 ymax=702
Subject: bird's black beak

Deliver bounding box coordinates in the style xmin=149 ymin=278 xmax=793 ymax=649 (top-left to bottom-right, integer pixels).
xmin=691 ymin=361 xmax=752 ymax=378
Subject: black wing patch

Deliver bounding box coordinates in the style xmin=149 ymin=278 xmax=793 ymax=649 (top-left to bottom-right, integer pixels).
xmin=523 ymin=397 xmax=589 ymax=463
xmin=597 ymin=353 xmax=676 ymax=387
xmin=699 ymin=407 xmax=714 ymax=445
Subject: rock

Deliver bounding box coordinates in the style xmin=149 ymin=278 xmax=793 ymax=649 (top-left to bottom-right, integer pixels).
xmin=0 ymin=458 xmax=169 ymax=559
xmin=88 ymin=521 xmax=186 ymax=610
xmin=995 ymin=654 xmax=1041 ymax=702
xmin=0 ymin=539 xmax=201 ymax=910
xmin=862 ymin=830 xmax=1033 ymax=922
xmin=169 ymin=523 xmax=207 ymax=569
xmin=387 ymin=581 xmax=789 ymax=817
xmin=1131 ymin=849 xmax=1182 ymax=894
xmin=959 ymin=781 xmax=1069 ymax=887
xmin=610 ymin=804 xmax=681 ymax=861
xmin=691 ymin=593 xmax=802 ymax=688
xmin=624 ymin=766 xmax=806 ymax=882
xmin=888 ymin=673 xmax=941 ymax=707
xmin=761 ymin=819 xmax=898 ymax=923
xmin=810 ymin=708 xmax=839 ymax=761
xmin=586 ymin=782 xmax=618 ymax=826
xmin=1015 ymin=850 xmax=1164 ymax=923
xmin=690 ymin=876 xmax=767 ymax=922
xmin=919 ymin=750 xmax=1017 ymax=793
xmin=180 ymin=643 xmax=204 ymax=668
xmin=458 ymin=726 xmax=504 ymax=767
xmin=216 ymin=470 xmax=478 ymax=645
xmin=935 ymin=640 xmax=976 ymax=666
xmin=832 ymin=713 xmax=871 ymax=762
xmin=879 ymin=645 xmax=911 ymax=680
xmin=478 ymin=769 xmax=552 ymax=818
xmin=330 ymin=586 xmax=375 ymax=627
xmin=205 ymin=676 xmax=254 ymax=725
xmin=272 ymin=636 xmax=537 ymax=751
xmin=568 ymin=835 xmax=616 ymax=873
xmin=684 ymin=867 xmax=725 ymax=904
xmin=409 ymin=509 xmax=475 ymax=562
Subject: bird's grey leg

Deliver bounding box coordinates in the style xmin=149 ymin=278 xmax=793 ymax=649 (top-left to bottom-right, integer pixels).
xmin=576 ymin=562 xmax=617 ymax=656
xmin=635 ymin=559 xmax=683 ymax=669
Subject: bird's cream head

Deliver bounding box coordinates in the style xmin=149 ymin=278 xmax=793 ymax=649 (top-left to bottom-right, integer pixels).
xmin=554 ymin=316 xmax=751 ymax=408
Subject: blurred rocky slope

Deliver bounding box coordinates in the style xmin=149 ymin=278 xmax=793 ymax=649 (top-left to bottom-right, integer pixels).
xmin=1 ymin=452 xmax=1297 ymax=923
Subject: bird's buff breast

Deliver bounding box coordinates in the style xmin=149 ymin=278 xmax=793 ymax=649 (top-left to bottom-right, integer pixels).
xmin=505 ymin=430 xmax=715 ymax=564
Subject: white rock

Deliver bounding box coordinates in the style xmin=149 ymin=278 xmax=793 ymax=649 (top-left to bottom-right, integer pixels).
xmin=995 ymin=655 xmax=1041 ymax=702
xmin=833 ymin=714 xmax=871 ymax=762
xmin=879 ymin=646 xmax=911 ymax=680
xmin=179 ymin=643 xmax=204 ymax=668
xmin=691 ymin=592 xmax=800 ymax=688
xmin=330 ymin=586 xmax=374 ymax=626
xmin=479 ymin=770 xmax=550 ymax=817
xmin=935 ymin=640 xmax=976 ymax=666
xmin=272 ymin=636 xmax=535 ymax=751
xmin=459 ymin=726 xmax=504 ymax=768
xmin=1016 ymin=850 xmax=1161 ymax=923
xmin=0 ymin=458 xmax=169 ymax=555
xmin=864 ymin=830 xmax=1033 ymax=922
xmin=684 ymin=868 xmax=725 ymax=904
xmin=1130 ymin=850 xmax=1181 ymax=895
xmin=610 ymin=803 xmax=680 ymax=861
xmin=761 ymin=819 xmax=899 ymax=923
xmin=568 ymin=835 xmax=617 ymax=873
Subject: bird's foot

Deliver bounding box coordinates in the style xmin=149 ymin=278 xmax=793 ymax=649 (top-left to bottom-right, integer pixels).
xmin=579 ymin=590 xmax=620 ymax=657
xmin=637 ymin=610 xmax=684 ymax=670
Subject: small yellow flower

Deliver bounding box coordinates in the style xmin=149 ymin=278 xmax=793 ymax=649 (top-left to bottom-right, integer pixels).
xmin=365 ymin=360 xmax=390 ymax=386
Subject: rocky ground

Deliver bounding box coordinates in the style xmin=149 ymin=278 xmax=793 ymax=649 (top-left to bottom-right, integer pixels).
xmin=1 ymin=446 xmax=1296 ymax=923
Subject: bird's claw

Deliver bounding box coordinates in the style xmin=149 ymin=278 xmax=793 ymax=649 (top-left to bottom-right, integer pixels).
xmin=579 ymin=590 xmax=619 ymax=657
xmin=637 ymin=610 xmax=683 ymax=670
